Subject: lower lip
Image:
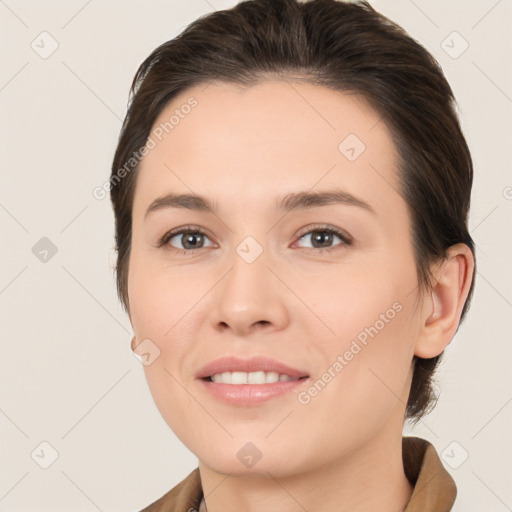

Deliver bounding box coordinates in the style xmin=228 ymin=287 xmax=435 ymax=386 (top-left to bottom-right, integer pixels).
xmin=198 ymin=377 xmax=309 ymax=406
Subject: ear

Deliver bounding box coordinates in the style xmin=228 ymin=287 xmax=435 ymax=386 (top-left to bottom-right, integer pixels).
xmin=415 ymin=243 xmax=475 ymax=358
xmin=130 ymin=336 xmax=137 ymax=352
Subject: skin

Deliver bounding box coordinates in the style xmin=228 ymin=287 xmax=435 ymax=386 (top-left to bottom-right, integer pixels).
xmin=127 ymin=80 xmax=474 ymax=512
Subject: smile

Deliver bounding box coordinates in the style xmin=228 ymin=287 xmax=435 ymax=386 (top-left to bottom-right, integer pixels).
xmin=207 ymin=371 xmax=302 ymax=384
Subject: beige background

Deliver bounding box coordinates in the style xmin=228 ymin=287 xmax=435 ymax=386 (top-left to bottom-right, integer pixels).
xmin=1 ymin=0 xmax=511 ymax=510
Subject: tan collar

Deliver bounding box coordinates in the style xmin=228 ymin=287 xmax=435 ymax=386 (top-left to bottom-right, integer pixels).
xmin=140 ymin=436 xmax=456 ymax=512
xmin=402 ymin=436 xmax=457 ymax=511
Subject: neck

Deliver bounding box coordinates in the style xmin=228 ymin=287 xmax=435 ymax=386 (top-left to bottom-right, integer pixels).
xmin=198 ymin=432 xmax=413 ymax=512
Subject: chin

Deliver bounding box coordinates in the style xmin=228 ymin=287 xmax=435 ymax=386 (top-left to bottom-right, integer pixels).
xmin=194 ymin=437 xmax=307 ymax=478
xmin=198 ymin=456 xmax=293 ymax=478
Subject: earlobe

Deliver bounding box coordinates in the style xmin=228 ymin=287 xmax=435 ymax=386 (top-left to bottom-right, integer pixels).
xmin=415 ymin=243 xmax=474 ymax=359
xmin=130 ymin=336 xmax=137 ymax=352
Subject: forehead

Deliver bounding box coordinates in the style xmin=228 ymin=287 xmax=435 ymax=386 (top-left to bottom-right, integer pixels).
xmin=134 ymin=79 xmax=402 ymax=218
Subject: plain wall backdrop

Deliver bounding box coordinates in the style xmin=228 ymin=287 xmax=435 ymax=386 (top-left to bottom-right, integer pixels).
xmin=1 ymin=0 xmax=511 ymax=510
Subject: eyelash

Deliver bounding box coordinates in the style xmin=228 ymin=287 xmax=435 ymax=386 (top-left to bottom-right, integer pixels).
xmin=157 ymin=224 xmax=353 ymax=255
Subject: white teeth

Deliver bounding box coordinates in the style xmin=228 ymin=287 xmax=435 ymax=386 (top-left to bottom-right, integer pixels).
xmin=210 ymin=371 xmax=295 ymax=384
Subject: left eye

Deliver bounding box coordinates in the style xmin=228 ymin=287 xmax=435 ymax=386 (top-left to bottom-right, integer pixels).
xmin=295 ymin=228 xmax=351 ymax=251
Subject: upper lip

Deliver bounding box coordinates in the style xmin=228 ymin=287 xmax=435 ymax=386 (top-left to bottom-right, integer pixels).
xmin=196 ymin=356 xmax=309 ymax=380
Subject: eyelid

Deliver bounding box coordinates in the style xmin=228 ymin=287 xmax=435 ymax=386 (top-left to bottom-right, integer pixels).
xmin=294 ymin=223 xmax=353 ymax=243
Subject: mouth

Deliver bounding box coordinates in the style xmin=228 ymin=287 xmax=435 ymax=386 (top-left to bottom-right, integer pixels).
xmin=198 ymin=364 xmax=310 ymax=406
xmin=196 ymin=356 xmax=310 ymax=382
xmin=203 ymin=371 xmax=309 ymax=384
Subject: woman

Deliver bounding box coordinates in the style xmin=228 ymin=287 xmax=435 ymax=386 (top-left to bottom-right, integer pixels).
xmin=109 ymin=0 xmax=476 ymax=510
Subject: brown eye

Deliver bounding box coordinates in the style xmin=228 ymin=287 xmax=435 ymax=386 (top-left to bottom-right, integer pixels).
xmin=160 ymin=228 xmax=214 ymax=252
xmin=295 ymin=226 xmax=352 ymax=252
xmin=176 ymin=232 xmax=207 ymax=249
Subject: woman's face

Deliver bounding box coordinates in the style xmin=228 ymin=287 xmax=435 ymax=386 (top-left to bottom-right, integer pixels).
xmin=128 ymin=80 xmax=425 ymax=476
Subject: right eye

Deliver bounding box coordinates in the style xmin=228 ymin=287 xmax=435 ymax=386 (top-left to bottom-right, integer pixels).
xmin=159 ymin=227 xmax=215 ymax=253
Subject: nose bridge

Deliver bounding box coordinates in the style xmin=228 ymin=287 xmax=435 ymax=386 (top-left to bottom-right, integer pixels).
xmin=209 ymin=234 xmax=288 ymax=334
xmin=225 ymin=235 xmax=271 ymax=306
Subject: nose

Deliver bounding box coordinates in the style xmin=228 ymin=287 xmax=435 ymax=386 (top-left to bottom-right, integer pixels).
xmin=208 ymin=244 xmax=289 ymax=337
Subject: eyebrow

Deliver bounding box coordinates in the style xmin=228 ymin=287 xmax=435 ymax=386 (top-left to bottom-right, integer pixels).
xmin=144 ymin=189 xmax=376 ymax=219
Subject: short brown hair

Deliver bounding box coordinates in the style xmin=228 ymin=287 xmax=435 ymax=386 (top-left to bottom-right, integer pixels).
xmin=110 ymin=0 xmax=476 ymax=422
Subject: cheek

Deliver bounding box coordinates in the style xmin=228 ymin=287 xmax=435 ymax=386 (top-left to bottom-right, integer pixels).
xmin=128 ymin=264 xmax=200 ymax=440
xmin=128 ymin=256 xmax=202 ymax=400
xmin=296 ymin=260 xmax=418 ymax=418
xmin=128 ymin=251 xmax=198 ymax=338
xmin=141 ymin=363 xmax=202 ymax=451
xmin=289 ymin=258 xmax=405 ymax=338
xmin=297 ymin=306 xmax=416 ymax=448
